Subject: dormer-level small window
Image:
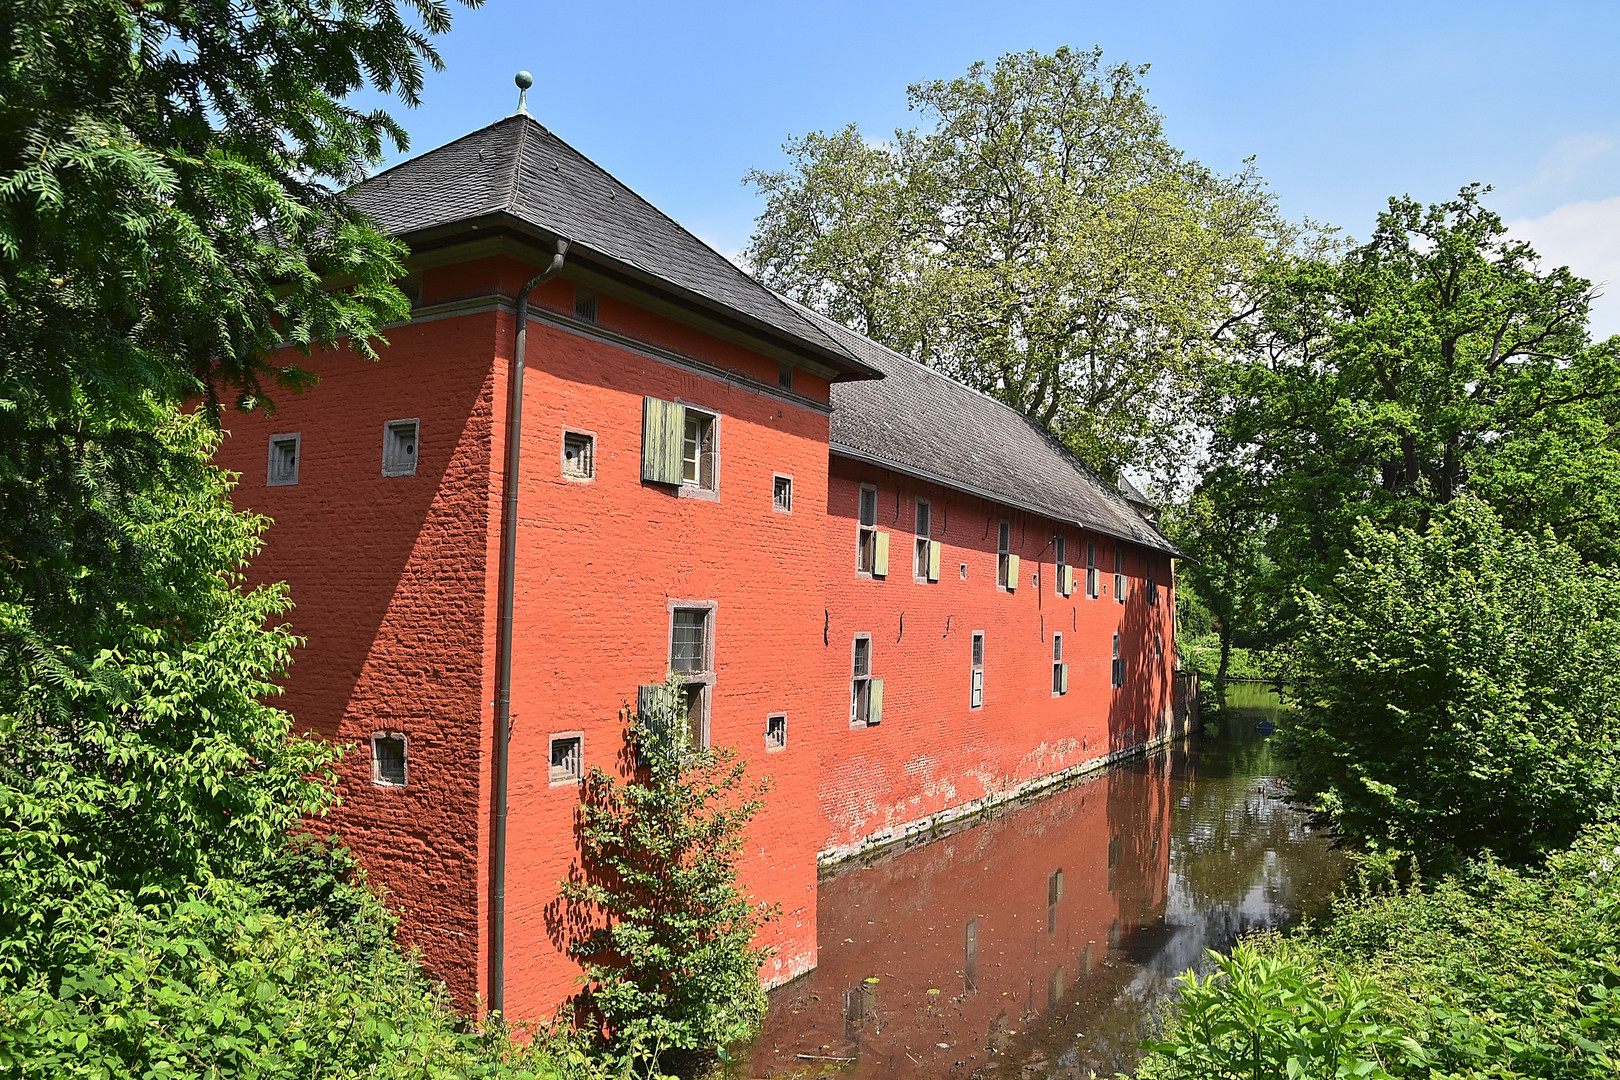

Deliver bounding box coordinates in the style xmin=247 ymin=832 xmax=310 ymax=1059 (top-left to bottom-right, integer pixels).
xmin=267 ymin=433 xmax=300 ymax=487
xmin=778 ymin=363 xmax=794 ymax=391
xmin=383 ymin=419 xmax=419 ymax=477
xmin=574 ymin=287 xmax=598 ymax=323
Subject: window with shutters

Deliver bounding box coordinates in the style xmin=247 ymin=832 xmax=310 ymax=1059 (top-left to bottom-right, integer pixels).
xmin=1114 ymin=546 xmax=1126 ymax=604
xmin=562 ymin=430 xmax=595 ymax=480
xmin=1111 ymin=633 xmax=1124 ymax=688
xmin=850 ymin=634 xmax=881 ymax=727
xmin=681 ymin=409 xmax=717 ymax=491
xmin=1054 ymin=534 xmax=1068 ymax=596
xmin=382 ymin=419 xmax=419 ymax=477
xmin=549 ymin=734 xmax=583 ymax=785
xmin=997 ymin=519 xmax=1011 ymax=589
xmin=267 ymin=433 xmax=300 ymax=487
xmin=1052 ymin=634 xmax=1067 ymax=696
xmin=765 ymin=713 xmax=787 ymax=751
xmin=1086 ymin=541 xmax=1099 ymax=599
xmin=857 ymin=485 xmax=878 ymax=574
xmin=668 ymin=603 xmax=715 ymax=749
xmin=914 ymin=499 xmax=932 ymax=581
xmin=1146 ymin=557 xmax=1160 ymax=605
xmin=773 ymin=474 xmax=793 ymax=513
xmin=970 ymin=632 xmax=984 ymax=709
xmin=371 ymin=732 xmax=407 ymax=788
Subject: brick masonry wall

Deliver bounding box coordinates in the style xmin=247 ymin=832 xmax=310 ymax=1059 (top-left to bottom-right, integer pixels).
xmin=819 ymin=457 xmax=1177 ymax=859
xmin=497 ymin=273 xmax=834 ymax=1016
xmin=214 ymin=307 xmax=504 ymax=1006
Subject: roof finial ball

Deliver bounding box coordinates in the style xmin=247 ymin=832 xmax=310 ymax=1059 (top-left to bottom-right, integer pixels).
xmin=514 ymin=70 xmax=533 ymax=116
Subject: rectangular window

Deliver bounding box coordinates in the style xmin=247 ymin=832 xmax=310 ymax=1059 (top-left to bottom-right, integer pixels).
xmin=970 ymin=632 xmax=984 ymax=709
xmin=562 ymin=430 xmax=595 ymax=479
xmin=671 ymin=608 xmax=710 ymax=674
xmin=267 ymin=433 xmax=300 ymax=487
xmin=573 ymin=287 xmax=598 ymax=323
xmin=1114 ymin=547 xmax=1126 ymax=604
xmin=382 ymin=419 xmax=419 ymax=477
xmin=851 ymin=635 xmax=882 ymax=726
xmin=778 ymin=363 xmax=794 ymax=391
xmin=766 ymin=713 xmax=787 ymax=750
xmin=681 ymin=409 xmax=717 ymax=490
xmin=371 ymin=733 xmax=407 ymax=787
xmin=1112 ymin=633 xmax=1124 ymax=688
xmin=857 ymin=485 xmax=878 ymax=573
xmin=1052 ymin=634 xmax=1067 ymax=695
xmin=1146 ymin=559 xmax=1159 ymax=605
xmin=1086 ymin=541 xmax=1098 ymax=599
xmin=997 ymin=519 xmax=1011 ymax=589
xmin=549 ymin=734 xmax=583 ymax=785
xmin=773 ymin=474 xmax=793 ymax=513
xmin=914 ymin=499 xmax=932 ymax=579
xmin=1054 ymin=534 xmax=1067 ymax=595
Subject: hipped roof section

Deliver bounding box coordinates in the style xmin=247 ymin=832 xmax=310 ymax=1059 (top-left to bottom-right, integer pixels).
xmin=344 ymin=113 xmax=878 ymax=379
xmin=345 ymin=112 xmax=1173 ymax=555
xmin=789 ymin=301 xmax=1179 ymax=555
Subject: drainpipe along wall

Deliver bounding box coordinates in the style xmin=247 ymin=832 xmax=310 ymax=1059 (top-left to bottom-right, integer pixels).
xmin=491 ymin=238 xmax=569 ymax=1017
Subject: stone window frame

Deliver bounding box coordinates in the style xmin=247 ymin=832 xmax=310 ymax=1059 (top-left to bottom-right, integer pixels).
xmin=549 ymin=731 xmax=584 ymax=786
xmin=675 ymin=401 xmax=720 ymax=502
xmin=561 ymin=427 xmax=597 ymax=482
xmin=370 ymin=731 xmax=408 ymax=788
xmin=772 ymin=472 xmax=793 ymax=515
xmin=267 ymin=432 xmax=301 ymax=487
xmin=666 ymin=599 xmax=718 ymax=749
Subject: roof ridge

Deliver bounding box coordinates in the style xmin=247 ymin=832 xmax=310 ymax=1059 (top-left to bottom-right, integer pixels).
xmin=504 ymin=114 xmax=530 ymax=214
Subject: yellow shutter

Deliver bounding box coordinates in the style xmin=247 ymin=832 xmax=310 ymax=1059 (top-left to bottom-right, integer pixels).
xmin=1060 ymin=663 xmax=1070 ymax=694
xmin=1061 ymin=565 xmax=1074 ymax=596
xmin=874 ymin=531 xmax=890 ymax=577
xmin=928 ymin=539 xmax=942 ymax=582
xmin=1007 ymin=553 xmax=1019 ymax=590
xmin=640 ymin=397 xmax=685 ymax=484
xmin=869 ymin=678 xmax=884 ymax=724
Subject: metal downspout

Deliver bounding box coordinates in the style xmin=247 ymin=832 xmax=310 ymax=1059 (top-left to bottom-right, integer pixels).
xmin=491 ymin=238 xmax=568 ymax=1017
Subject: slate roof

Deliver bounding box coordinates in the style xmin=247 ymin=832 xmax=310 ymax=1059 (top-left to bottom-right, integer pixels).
xmin=345 ymin=114 xmax=877 ymax=377
xmin=787 ymin=302 xmax=1177 ymax=554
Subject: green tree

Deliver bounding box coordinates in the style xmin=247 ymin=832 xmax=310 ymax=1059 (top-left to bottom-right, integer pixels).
xmin=561 ymin=679 xmax=775 ymax=1071
xmin=1287 ymin=497 xmax=1620 ymax=867
xmin=1210 ymin=185 xmax=1620 ymax=602
xmin=746 ymin=46 xmax=1279 ymax=483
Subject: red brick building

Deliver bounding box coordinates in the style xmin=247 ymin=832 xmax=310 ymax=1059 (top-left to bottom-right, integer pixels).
xmin=214 ymin=112 xmax=1181 ymax=1019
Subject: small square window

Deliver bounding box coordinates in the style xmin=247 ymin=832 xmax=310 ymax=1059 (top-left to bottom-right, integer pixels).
xmin=773 ymin=475 xmax=793 ymax=513
xmin=550 ymin=734 xmax=583 ymax=785
xmin=778 ymin=363 xmax=794 ymax=391
xmin=267 ymin=433 xmax=300 ymax=487
xmin=563 ymin=431 xmax=595 ymax=479
xmin=383 ymin=419 xmax=419 ymax=477
xmin=372 ymin=733 xmax=407 ymax=787
xmin=766 ymin=713 xmax=787 ymax=750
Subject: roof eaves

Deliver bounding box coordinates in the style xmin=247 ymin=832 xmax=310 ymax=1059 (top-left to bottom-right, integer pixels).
xmin=830 ymin=442 xmax=1182 ymax=556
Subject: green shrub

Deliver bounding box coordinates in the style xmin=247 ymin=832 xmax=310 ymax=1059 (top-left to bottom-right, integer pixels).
xmin=1286 ymin=497 xmax=1620 ymax=866
xmin=560 ymin=679 xmax=775 ymax=1072
xmin=1137 ymin=821 xmax=1620 ymax=1079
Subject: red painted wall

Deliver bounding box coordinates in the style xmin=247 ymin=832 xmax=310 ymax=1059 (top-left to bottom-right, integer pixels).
xmin=818 ymin=457 xmax=1176 ymax=858
xmin=215 ymin=306 xmax=505 ymax=1004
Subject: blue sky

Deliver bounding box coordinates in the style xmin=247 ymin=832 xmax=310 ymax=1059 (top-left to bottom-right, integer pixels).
xmin=385 ymin=0 xmax=1620 ymax=334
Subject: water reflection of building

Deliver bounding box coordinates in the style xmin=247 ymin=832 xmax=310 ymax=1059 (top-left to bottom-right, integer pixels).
xmin=750 ymin=756 xmax=1173 ymax=1079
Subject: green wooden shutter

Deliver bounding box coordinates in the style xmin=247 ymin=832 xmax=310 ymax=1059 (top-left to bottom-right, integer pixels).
xmin=928 ymin=540 xmax=942 ymax=582
xmin=874 ymin=531 xmax=890 ymax=577
xmin=641 ymin=397 xmax=685 ymax=484
xmin=1007 ymin=554 xmax=1019 ymax=590
xmin=1060 ymin=663 xmax=1070 ymax=694
xmin=868 ymin=678 xmax=884 ymax=724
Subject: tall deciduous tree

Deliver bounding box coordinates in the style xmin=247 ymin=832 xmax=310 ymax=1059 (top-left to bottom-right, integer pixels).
xmin=747 ymin=47 xmax=1279 ymax=483
xmin=1212 ymin=185 xmax=1620 ymax=599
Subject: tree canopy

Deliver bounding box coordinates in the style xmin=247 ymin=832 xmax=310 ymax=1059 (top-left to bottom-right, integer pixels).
xmin=746 ymin=46 xmax=1280 ymax=482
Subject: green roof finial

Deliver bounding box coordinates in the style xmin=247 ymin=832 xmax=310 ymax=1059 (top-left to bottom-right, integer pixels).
xmin=514 ymin=71 xmax=533 ymax=116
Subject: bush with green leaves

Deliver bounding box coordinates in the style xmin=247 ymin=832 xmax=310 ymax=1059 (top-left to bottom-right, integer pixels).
xmin=1137 ymin=821 xmax=1620 ymax=1080
xmin=560 ymin=679 xmax=776 ymax=1072
xmin=1284 ymin=496 xmax=1620 ymax=867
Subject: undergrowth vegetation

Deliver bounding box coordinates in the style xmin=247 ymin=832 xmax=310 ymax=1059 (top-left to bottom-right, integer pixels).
xmin=1136 ymin=821 xmax=1620 ymax=1079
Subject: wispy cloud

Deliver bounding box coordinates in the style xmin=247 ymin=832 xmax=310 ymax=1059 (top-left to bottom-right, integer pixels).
xmin=1527 ymin=133 xmax=1617 ymax=192
xmin=1508 ymin=194 xmax=1620 ymax=339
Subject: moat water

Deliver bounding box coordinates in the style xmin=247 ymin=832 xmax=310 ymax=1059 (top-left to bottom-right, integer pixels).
xmin=738 ymin=686 xmax=1347 ymax=1079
